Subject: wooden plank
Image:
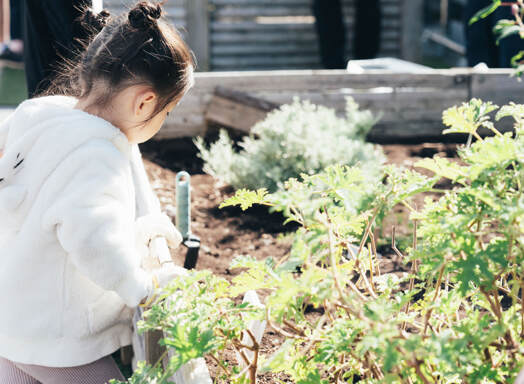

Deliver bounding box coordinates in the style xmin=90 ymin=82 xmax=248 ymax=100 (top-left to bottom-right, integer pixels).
xmin=211 ymin=43 xmax=319 ymax=56
xmin=211 ymin=29 xmax=399 ymax=44
xmin=251 ymin=89 xmax=467 ymax=123
xmin=210 ymin=3 xmax=400 ymax=17
xmin=369 ymin=121 xmax=447 ymax=142
xmin=205 ymin=87 xmax=279 ymax=132
xmin=190 ymin=70 xmax=470 ymax=91
xmin=186 ymin=0 xmax=211 ymax=71
xmin=470 ymin=71 xmax=524 ymax=132
xmin=145 ymin=330 xmax=166 ymax=367
xmin=157 ymin=69 xmax=521 ymax=143
xmin=211 ymin=31 xmax=318 ymax=43
xmin=215 ymin=87 xmax=280 ymax=111
xmin=213 ymin=6 xmax=313 ymax=18
xmin=205 ymin=96 xmax=270 ymax=132
xmin=211 ymin=17 xmax=401 ymax=31
xmin=202 ymin=86 xmax=462 ymax=142
xmin=470 ymin=71 xmax=524 ymax=105
xmin=212 ymin=63 xmax=323 ymax=71
xmin=211 ymin=22 xmax=315 ymax=32
xmin=211 ymin=55 xmax=321 ymax=67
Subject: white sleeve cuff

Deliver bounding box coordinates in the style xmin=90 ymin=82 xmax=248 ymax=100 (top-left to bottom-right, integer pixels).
xmin=115 ymin=268 xmax=152 ymax=308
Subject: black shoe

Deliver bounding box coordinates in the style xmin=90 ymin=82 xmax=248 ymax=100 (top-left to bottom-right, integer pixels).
xmin=0 ymin=47 xmax=24 ymax=69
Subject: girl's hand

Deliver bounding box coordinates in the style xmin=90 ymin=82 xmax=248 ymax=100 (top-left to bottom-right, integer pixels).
xmin=140 ymin=263 xmax=188 ymax=307
xmin=135 ymin=213 xmax=183 ymax=258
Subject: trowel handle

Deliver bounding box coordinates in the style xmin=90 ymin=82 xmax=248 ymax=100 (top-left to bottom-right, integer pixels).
xmin=175 ymin=171 xmax=191 ymax=240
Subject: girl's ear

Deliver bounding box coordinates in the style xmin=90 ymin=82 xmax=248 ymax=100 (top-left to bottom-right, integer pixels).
xmin=133 ymin=88 xmax=157 ymax=120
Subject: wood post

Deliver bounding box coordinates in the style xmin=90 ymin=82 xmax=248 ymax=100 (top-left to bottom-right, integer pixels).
xmin=186 ymin=0 xmax=211 ymax=71
xmin=205 ymin=87 xmax=280 ymax=133
xmin=145 ymin=329 xmax=166 ymax=367
xmin=401 ymin=0 xmax=423 ymax=63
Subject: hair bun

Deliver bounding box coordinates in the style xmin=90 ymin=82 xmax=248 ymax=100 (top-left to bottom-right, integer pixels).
xmin=81 ymin=9 xmax=111 ymax=33
xmin=129 ymin=2 xmax=162 ymax=30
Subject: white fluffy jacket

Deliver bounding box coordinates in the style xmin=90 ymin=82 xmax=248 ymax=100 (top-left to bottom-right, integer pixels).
xmin=0 ymin=95 xmax=162 ymax=367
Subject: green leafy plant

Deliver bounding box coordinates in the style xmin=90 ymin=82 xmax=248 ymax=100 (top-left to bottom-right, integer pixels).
xmin=112 ymin=270 xmax=265 ymax=384
xmin=222 ymin=99 xmax=524 ymax=383
xmin=119 ymin=99 xmax=523 ymax=383
xmin=195 ymin=98 xmax=384 ymax=193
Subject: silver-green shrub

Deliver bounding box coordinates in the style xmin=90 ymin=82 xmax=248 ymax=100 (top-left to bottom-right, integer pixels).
xmin=195 ymin=98 xmax=385 ymax=193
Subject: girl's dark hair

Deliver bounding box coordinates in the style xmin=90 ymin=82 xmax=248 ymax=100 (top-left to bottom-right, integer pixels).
xmin=49 ymin=1 xmax=195 ymax=121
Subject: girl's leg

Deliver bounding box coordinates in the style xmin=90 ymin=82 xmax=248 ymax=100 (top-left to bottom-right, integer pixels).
xmin=0 ymin=357 xmax=40 ymax=384
xmin=13 ymin=354 xmax=125 ymax=384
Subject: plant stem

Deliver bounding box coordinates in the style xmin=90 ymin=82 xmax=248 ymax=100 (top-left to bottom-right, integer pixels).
xmin=402 ymin=221 xmax=419 ymax=331
xmin=412 ymin=361 xmax=432 ymax=384
xmin=356 ymin=207 xmax=380 ymax=258
xmin=209 ymin=354 xmax=232 ymax=377
xmin=521 ymin=280 xmax=524 ymax=337
xmin=423 ymin=264 xmax=446 ymax=336
xmin=367 ymin=243 xmax=377 ymax=293
xmin=245 ymin=329 xmax=260 ymax=384
xmin=369 ymin=231 xmax=381 ymax=276
xmin=283 ymin=319 xmax=306 ymax=336
xmin=345 ymin=235 xmax=377 ymax=299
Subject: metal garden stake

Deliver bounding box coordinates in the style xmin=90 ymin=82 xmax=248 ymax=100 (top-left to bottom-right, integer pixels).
xmin=176 ymin=171 xmax=201 ymax=269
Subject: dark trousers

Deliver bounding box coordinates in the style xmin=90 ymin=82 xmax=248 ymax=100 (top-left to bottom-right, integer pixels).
xmin=23 ymin=0 xmax=91 ymax=97
xmin=312 ymin=0 xmax=381 ymax=69
xmin=354 ymin=0 xmax=381 ymax=60
xmin=465 ymin=0 xmax=524 ymax=67
xmin=10 ymin=0 xmax=23 ymax=40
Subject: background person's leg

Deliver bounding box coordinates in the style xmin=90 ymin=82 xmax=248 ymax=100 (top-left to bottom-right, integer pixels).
xmin=0 ymin=357 xmax=40 ymax=384
xmin=13 ymin=354 xmax=125 ymax=384
xmin=312 ymin=0 xmax=346 ymax=69
xmin=354 ymin=0 xmax=381 ymax=59
xmin=464 ymin=0 xmax=498 ymax=67
xmin=23 ymin=0 xmax=91 ymax=97
xmin=9 ymin=0 xmax=21 ymax=41
xmin=494 ymin=4 xmax=524 ymax=67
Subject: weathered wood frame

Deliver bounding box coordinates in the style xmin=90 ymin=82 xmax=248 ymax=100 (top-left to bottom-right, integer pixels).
xmin=159 ymin=68 xmax=523 ymax=143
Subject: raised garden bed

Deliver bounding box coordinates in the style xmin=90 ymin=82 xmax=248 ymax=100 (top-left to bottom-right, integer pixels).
xmin=159 ymin=69 xmax=523 ymax=143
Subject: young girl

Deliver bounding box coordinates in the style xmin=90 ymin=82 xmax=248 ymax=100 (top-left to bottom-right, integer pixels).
xmin=0 ymin=2 xmax=194 ymax=382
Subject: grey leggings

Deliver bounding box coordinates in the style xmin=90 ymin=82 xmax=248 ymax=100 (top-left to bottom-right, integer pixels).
xmin=0 ymin=355 xmax=125 ymax=384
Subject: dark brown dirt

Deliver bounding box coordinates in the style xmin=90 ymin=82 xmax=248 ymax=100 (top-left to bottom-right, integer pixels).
xmin=138 ymin=140 xmax=458 ymax=383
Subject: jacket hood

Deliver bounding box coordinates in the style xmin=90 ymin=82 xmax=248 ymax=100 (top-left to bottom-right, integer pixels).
xmin=0 ymin=95 xmax=131 ymax=221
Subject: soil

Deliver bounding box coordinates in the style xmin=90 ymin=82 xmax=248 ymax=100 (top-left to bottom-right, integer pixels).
xmin=133 ymin=139 xmax=459 ymax=383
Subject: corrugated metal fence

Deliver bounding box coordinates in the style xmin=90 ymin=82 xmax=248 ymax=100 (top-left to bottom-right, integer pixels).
xmin=208 ymin=0 xmax=402 ymax=70
xmin=103 ymin=0 xmax=421 ymax=71
xmin=103 ymin=0 xmax=187 ymax=33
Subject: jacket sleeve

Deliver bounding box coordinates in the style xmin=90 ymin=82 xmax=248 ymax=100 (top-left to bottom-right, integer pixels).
xmin=44 ymin=140 xmax=152 ymax=307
